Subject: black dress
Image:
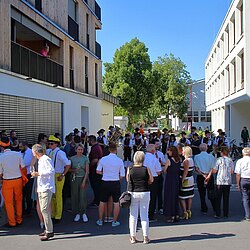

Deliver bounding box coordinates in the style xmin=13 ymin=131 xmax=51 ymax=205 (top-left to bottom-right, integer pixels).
xmin=163 ymin=158 xmax=181 ymax=217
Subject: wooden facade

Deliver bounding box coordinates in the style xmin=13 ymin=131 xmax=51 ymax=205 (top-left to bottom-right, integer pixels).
xmin=0 ymin=0 xmax=102 ymax=97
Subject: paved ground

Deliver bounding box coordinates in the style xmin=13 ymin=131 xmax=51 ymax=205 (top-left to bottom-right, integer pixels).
xmin=0 ymin=147 xmax=249 ymax=249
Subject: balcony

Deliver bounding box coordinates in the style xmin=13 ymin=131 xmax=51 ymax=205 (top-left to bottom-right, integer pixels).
xmin=11 ymin=41 xmax=63 ymax=86
xmin=95 ymin=41 xmax=101 ymax=59
xmin=68 ymin=16 xmax=79 ymax=41
xmin=95 ymin=1 xmax=101 ymax=21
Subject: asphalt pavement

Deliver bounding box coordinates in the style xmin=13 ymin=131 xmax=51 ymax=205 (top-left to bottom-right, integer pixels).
xmin=0 ymin=147 xmax=249 ymax=249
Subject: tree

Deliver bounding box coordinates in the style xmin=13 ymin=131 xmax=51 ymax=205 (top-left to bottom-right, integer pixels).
xmin=103 ymin=38 xmax=155 ymax=128
xmin=153 ymin=54 xmax=191 ymax=126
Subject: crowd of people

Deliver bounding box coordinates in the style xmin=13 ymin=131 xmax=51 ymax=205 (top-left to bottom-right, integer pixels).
xmin=0 ymin=125 xmax=250 ymax=244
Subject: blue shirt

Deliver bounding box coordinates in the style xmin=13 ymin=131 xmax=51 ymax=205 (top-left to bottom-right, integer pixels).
xmin=194 ymin=152 xmax=215 ymax=174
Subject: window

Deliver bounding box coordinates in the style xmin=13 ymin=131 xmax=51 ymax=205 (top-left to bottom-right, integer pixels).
xmin=232 ymin=59 xmax=236 ymax=93
xmin=206 ymin=111 xmax=211 ymax=122
xmin=68 ymin=0 xmax=77 ymax=22
xmin=95 ymin=63 xmax=98 ymax=97
xmin=86 ymin=14 xmax=89 ymax=49
xmin=240 ymin=52 xmax=244 ymax=89
xmin=231 ymin=14 xmax=235 ymax=46
xmin=69 ymin=46 xmax=74 ymax=90
xmin=85 ymin=56 xmax=89 ymax=94
xmin=26 ymin=0 xmax=42 ymax=12
xmin=225 ymin=25 xmax=229 ymax=54
xmin=238 ymin=2 xmax=244 ymax=35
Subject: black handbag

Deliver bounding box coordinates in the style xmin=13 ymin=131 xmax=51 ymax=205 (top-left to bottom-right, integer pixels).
xmin=119 ymin=169 xmax=131 ymax=208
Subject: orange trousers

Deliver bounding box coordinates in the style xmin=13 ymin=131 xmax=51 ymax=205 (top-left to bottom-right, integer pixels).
xmin=2 ymin=178 xmax=23 ymax=226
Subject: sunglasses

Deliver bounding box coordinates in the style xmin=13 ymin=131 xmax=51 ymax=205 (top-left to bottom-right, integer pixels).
xmin=48 ymin=142 xmax=55 ymax=146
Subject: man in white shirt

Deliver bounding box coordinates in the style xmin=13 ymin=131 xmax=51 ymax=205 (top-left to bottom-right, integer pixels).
xmin=0 ymin=137 xmax=25 ymax=227
xmin=155 ymin=141 xmax=166 ymax=215
xmin=19 ymin=141 xmax=34 ymax=215
xmin=46 ymin=135 xmax=71 ymax=223
xmin=194 ymin=144 xmax=216 ymax=214
xmin=235 ymin=147 xmax=250 ymax=221
xmin=96 ymin=143 xmax=125 ymax=227
xmin=144 ymin=144 xmax=161 ymax=221
xmin=32 ymin=144 xmax=55 ymax=241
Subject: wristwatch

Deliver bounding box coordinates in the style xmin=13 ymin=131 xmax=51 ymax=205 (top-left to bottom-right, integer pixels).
xmin=61 ymin=173 xmax=65 ymax=176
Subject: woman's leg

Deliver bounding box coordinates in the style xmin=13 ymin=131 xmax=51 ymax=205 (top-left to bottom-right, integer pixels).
xmin=129 ymin=193 xmax=139 ymax=237
xmin=140 ymin=192 xmax=150 ymax=237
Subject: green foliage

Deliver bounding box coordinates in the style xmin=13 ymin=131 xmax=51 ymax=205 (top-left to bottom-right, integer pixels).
xmin=103 ymin=39 xmax=191 ymax=128
xmin=103 ymin=38 xmax=155 ymax=126
xmin=153 ymin=54 xmax=191 ymax=122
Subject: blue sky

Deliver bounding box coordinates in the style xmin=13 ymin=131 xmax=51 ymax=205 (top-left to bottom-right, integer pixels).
xmin=97 ymin=0 xmax=233 ymax=80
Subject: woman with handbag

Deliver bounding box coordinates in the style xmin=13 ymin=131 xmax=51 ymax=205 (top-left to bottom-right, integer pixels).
xmin=127 ymin=151 xmax=153 ymax=244
xmin=213 ymin=147 xmax=234 ymax=218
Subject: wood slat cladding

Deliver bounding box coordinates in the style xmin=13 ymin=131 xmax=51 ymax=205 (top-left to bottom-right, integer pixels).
xmin=0 ymin=93 xmax=62 ymax=145
xmin=0 ymin=0 xmax=102 ymax=97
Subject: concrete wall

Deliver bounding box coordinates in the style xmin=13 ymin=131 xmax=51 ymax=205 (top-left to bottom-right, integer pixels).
xmin=100 ymin=100 xmax=114 ymax=132
xmin=0 ymin=70 xmax=102 ymax=138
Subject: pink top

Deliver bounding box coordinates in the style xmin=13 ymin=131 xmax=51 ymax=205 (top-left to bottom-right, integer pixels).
xmin=41 ymin=48 xmax=48 ymax=57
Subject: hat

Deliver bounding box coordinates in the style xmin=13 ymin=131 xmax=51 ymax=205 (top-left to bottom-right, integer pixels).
xmin=97 ymin=129 xmax=105 ymax=134
xmin=181 ymin=131 xmax=186 ymax=135
xmin=220 ymin=132 xmax=226 ymax=136
xmin=48 ymin=135 xmax=60 ymax=142
xmin=193 ymin=133 xmax=199 ymax=137
xmin=109 ymin=125 xmax=114 ymax=130
xmin=205 ymin=130 xmax=210 ymax=134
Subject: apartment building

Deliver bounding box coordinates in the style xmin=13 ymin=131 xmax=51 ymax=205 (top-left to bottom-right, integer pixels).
xmin=205 ymin=0 xmax=249 ymax=144
xmin=171 ymin=79 xmax=211 ymax=132
xmin=0 ymin=0 xmax=117 ymax=143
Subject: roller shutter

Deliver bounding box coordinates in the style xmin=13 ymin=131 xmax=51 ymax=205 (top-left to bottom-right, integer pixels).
xmin=0 ymin=93 xmax=62 ymax=145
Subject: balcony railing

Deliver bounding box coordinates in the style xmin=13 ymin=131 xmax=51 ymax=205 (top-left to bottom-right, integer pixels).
xmin=95 ymin=1 xmax=101 ymax=21
xmin=95 ymin=41 xmax=101 ymax=59
xmin=68 ymin=16 xmax=79 ymax=41
xmin=11 ymin=41 xmax=63 ymax=86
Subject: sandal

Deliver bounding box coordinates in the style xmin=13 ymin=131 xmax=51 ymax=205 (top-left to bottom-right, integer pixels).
xmin=143 ymin=236 xmax=150 ymax=244
xmin=130 ymin=237 xmax=137 ymax=244
xmin=187 ymin=210 xmax=192 ymax=219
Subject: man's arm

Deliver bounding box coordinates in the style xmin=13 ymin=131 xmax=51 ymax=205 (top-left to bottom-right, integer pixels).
xmin=236 ymin=174 xmax=241 ymax=191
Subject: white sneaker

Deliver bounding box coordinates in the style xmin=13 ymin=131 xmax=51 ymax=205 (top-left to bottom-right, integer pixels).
xmin=96 ymin=220 xmax=103 ymax=226
xmin=112 ymin=221 xmax=120 ymax=227
xmin=74 ymin=214 xmax=80 ymax=222
xmin=82 ymin=213 xmax=88 ymax=222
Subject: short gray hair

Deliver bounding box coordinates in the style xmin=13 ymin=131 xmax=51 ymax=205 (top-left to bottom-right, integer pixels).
xmin=32 ymin=144 xmax=45 ymax=155
xmin=242 ymin=147 xmax=250 ymax=156
xmin=199 ymin=143 xmax=207 ymax=152
xmin=133 ymin=151 xmax=145 ymax=166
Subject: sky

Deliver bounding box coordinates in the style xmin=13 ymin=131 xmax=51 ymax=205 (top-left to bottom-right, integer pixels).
xmin=97 ymin=0 xmax=233 ymax=81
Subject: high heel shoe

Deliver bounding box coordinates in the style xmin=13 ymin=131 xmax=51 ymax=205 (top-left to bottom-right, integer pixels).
xmin=187 ymin=210 xmax=192 ymax=219
xmin=183 ymin=211 xmax=189 ymax=220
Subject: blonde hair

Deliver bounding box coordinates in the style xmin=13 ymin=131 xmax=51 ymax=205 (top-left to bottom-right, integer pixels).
xmin=133 ymin=151 xmax=145 ymax=166
xmin=183 ymin=146 xmax=193 ymax=158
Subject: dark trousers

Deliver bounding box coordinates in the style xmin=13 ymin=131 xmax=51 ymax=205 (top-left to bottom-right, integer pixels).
xmin=62 ymin=172 xmax=71 ymax=205
xmin=215 ymin=185 xmax=230 ymax=217
xmin=22 ymin=175 xmax=34 ymax=214
xmin=149 ymin=176 xmax=159 ymax=220
xmin=240 ymin=178 xmax=250 ymax=219
xmin=157 ymin=174 xmax=164 ymax=210
xmin=197 ymin=175 xmax=216 ymax=213
xmin=89 ymin=172 xmax=102 ymax=206
xmin=123 ymin=148 xmax=132 ymax=162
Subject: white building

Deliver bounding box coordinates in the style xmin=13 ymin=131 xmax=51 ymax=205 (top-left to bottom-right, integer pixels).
xmin=171 ymin=79 xmax=211 ymax=132
xmin=205 ymin=0 xmax=249 ymax=144
xmin=0 ymin=0 xmax=117 ymax=144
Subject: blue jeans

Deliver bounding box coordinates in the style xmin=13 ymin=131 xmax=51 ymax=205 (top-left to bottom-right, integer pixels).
xmin=240 ymin=178 xmax=250 ymax=219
